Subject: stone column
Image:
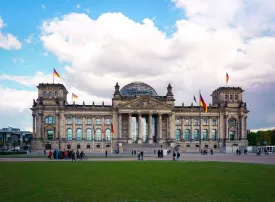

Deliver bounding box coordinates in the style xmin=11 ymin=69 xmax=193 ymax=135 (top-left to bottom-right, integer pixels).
xmin=82 ymin=116 xmax=85 ymax=140
xmin=225 ymin=115 xmax=228 ymax=140
xmin=101 ymin=117 xmax=105 ymax=141
xmin=137 ymin=112 xmax=143 ymax=144
xmin=158 ymin=113 xmax=163 ymax=143
xmin=181 ymin=116 xmax=185 ymax=141
xmin=190 ymin=117 xmax=194 ymax=141
xmin=92 ymin=116 xmax=95 ymax=141
xmin=72 ymin=116 xmax=76 ymax=140
xmin=118 ymin=113 xmax=122 ymax=140
xmin=40 ymin=112 xmax=44 ymax=140
xmin=32 ymin=114 xmax=36 ymax=139
xmin=242 ymin=115 xmax=247 ymax=140
xmin=148 ymin=112 xmax=153 ymax=144
xmin=208 ymin=117 xmax=212 ymax=141
xmin=128 ymin=113 xmax=133 ymax=144
xmin=55 ymin=112 xmax=59 ymax=140
xmin=169 ymin=113 xmax=175 ymax=147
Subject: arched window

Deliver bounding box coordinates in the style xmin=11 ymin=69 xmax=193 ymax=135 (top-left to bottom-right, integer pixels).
xmin=105 ymin=129 xmax=111 ymax=142
xmin=86 ymin=129 xmax=92 ymax=141
xmin=175 ymin=129 xmax=181 ymax=141
xmin=45 ymin=116 xmax=55 ymax=124
xmin=194 ymin=129 xmax=199 ymax=141
xmin=194 ymin=119 xmax=199 ymax=126
xmin=67 ymin=129 xmax=72 ymax=141
xmin=211 ymin=129 xmax=216 ymax=141
xmin=76 ymin=129 xmax=82 ymax=141
xmin=185 ymin=129 xmax=190 ymax=141
xmin=95 ymin=129 xmax=101 ymax=141
xmin=44 ymin=91 xmax=48 ymax=97
xmin=202 ymin=129 xmax=208 ymax=141
xmin=228 ymin=118 xmax=237 ymax=127
xmin=49 ymin=91 xmax=52 ymax=97
xmin=54 ymin=91 xmax=58 ymax=97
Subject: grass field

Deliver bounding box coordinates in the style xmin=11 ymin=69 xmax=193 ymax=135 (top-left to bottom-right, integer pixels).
xmin=0 ymin=162 xmax=274 ymax=202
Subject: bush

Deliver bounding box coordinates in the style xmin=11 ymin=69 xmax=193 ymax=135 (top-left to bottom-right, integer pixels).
xmin=0 ymin=151 xmax=27 ymax=155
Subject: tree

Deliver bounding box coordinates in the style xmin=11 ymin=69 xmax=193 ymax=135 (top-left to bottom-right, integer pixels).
xmin=247 ymin=132 xmax=257 ymax=146
xmin=11 ymin=141 xmax=18 ymax=151
xmin=0 ymin=140 xmax=3 ymax=149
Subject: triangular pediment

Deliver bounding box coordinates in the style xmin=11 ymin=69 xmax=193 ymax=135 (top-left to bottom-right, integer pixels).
xmin=118 ymin=96 xmax=172 ymax=110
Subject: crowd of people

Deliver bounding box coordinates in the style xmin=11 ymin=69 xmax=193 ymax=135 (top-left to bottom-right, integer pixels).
xmin=45 ymin=149 xmax=87 ymax=161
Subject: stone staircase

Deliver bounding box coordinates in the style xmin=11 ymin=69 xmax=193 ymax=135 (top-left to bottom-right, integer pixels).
xmin=122 ymin=143 xmax=171 ymax=154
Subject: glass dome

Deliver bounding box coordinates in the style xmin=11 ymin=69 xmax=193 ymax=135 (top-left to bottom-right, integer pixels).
xmin=120 ymin=81 xmax=158 ymax=97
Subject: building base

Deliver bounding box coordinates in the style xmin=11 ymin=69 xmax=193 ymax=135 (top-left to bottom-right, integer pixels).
xmin=148 ymin=138 xmax=153 ymax=144
xmin=127 ymin=139 xmax=133 ymax=144
xmin=137 ymin=138 xmax=143 ymax=144
xmin=158 ymin=138 xmax=163 ymax=144
xmin=31 ymin=138 xmax=45 ymax=150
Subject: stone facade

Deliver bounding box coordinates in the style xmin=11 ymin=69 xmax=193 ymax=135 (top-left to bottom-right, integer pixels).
xmin=30 ymin=82 xmax=249 ymax=152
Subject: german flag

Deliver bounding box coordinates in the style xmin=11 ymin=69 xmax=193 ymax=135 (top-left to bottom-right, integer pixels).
xmin=226 ymin=72 xmax=229 ymax=83
xmin=53 ymin=69 xmax=61 ymax=78
xmin=111 ymin=123 xmax=116 ymax=137
xmin=72 ymin=93 xmax=78 ymax=99
xmin=200 ymin=94 xmax=208 ymax=112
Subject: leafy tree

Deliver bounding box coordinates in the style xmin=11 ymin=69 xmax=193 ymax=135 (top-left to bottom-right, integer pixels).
xmin=247 ymin=132 xmax=257 ymax=146
xmin=0 ymin=140 xmax=3 ymax=149
xmin=11 ymin=141 xmax=18 ymax=150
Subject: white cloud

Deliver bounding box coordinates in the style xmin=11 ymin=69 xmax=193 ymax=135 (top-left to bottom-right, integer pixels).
xmin=76 ymin=4 xmax=81 ymax=9
xmin=41 ymin=4 xmax=46 ymax=9
xmin=0 ymin=16 xmax=21 ymax=50
xmin=11 ymin=57 xmax=24 ymax=63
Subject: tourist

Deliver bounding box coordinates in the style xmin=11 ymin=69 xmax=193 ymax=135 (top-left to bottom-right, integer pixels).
xmin=140 ymin=150 xmax=144 ymax=160
xmin=172 ymin=152 xmax=176 ymax=161
xmin=105 ymin=150 xmax=108 ymax=157
xmin=71 ymin=150 xmax=76 ymax=162
xmin=176 ymin=152 xmax=180 ymax=160
xmin=210 ymin=149 xmax=213 ymax=155
xmin=48 ymin=150 xmax=52 ymax=160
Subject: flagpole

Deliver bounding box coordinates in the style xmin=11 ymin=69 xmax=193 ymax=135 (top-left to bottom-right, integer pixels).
xmin=53 ymin=69 xmax=54 ymax=84
xmin=199 ymin=90 xmax=202 ymax=154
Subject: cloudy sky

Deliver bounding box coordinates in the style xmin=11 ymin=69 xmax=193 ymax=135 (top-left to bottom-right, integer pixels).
xmin=0 ymin=0 xmax=275 ymax=131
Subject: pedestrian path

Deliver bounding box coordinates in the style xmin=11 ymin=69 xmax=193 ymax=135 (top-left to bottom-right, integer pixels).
xmin=1 ymin=154 xmax=275 ymax=164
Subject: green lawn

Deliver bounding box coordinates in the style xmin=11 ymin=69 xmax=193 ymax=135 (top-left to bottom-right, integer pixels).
xmin=0 ymin=162 xmax=274 ymax=202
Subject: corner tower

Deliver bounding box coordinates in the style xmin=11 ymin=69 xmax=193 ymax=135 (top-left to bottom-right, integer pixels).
xmin=211 ymin=87 xmax=244 ymax=108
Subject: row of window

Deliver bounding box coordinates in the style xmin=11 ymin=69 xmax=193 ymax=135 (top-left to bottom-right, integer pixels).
xmin=66 ymin=128 xmax=111 ymax=141
xmin=175 ymin=129 xmax=217 ymax=141
xmin=67 ymin=118 xmax=111 ymax=125
xmin=176 ymin=118 xmax=217 ymax=126
xmin=44 ymin=116 xmax=111 ymax=125
xmin=225 ymin=94 xmax=238 ymax=101
xmin=43 ymin=91 xmax=58 ymax=98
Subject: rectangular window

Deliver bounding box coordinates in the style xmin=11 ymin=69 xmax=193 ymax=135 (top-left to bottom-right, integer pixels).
xmin=176 ymin=119 xmax=181 ymax=126
xmin=230 ymin=95 xmax=233 ymax=100
xmin=105 ymin=119 xmax=111 ymax=125
xmin=47 ymin=130 xmax=53 ymax=140
xmin=203 ymin=119 xmax=208 ymax=125
xmin=185 ymin=119 xmax=190 ymax=126
xmin=67 ymin=118 xmax=72 ymax=124
xmin=76 ymin=118 xmax=82 ymax=124
xmin=87 ymin=119 xmax=91 ymax=124
xmin=235 ymin=95 xmax=238 ymax=100
xmin=212 ymin=119 xmax=217 ymax=126
xmin=77 ymin=145 xmax=81 ymax=149
xmin=87 ymin=145 xmax=90 ymax=149
xmin=96 ymin=119 xmax=101 ymax=125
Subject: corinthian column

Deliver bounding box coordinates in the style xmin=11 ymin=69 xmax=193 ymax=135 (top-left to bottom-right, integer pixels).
xmin=158 ymin=113 xmax=163 ymax=143
xmin=137 ymin=112 xmax=143 ymax=144
xmin=118 ymin=113 xmax=122 ymax=140
xmin=148 ymin=112 xmax=153 ymax=144
xmin=32 ymin=114 xmax=36 ymax=139
xmin=181 ymin=116 xmax=184 ymax=141
xmin=128 ymin=113 xmax=132 ymax=144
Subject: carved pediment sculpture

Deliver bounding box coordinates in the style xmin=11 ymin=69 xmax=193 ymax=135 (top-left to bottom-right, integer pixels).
xmin=118 ymin=96 xmax=172 ymax=110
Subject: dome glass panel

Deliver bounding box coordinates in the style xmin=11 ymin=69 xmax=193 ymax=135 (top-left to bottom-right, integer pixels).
xmin=120 ymin=81 xmax=158 ymax=97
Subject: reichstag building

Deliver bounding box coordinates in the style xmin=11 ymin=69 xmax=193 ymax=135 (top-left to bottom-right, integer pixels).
xmin=31 ymin=81 xmax=248 ymax=152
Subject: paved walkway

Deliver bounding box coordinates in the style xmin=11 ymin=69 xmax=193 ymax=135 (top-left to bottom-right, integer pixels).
xmin=1 ymin=154 xmax=275 ymax=164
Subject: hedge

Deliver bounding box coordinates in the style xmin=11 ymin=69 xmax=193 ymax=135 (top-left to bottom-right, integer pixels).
xmin=0 ymin=152 xmax=27 ymax=155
